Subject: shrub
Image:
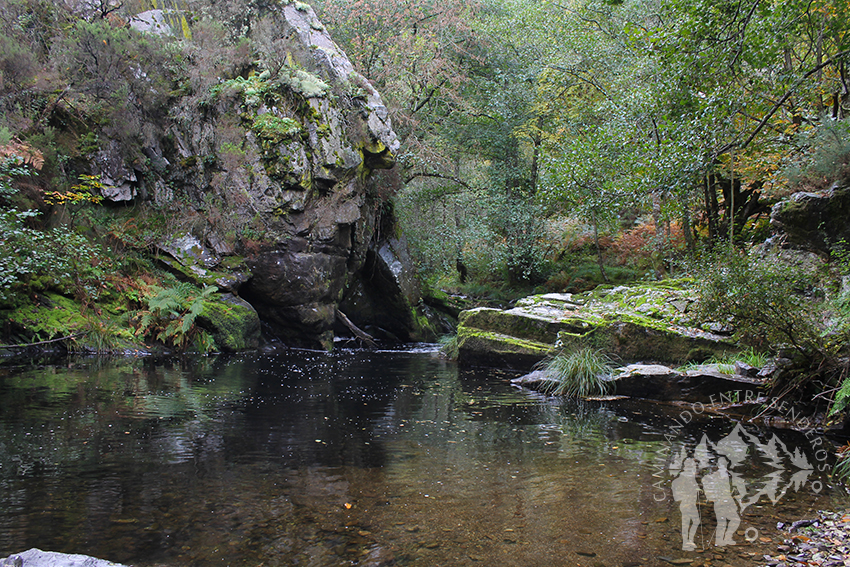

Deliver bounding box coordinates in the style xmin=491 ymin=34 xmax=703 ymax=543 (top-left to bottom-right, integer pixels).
xmin=689 ymin=245 xmax=824 ymax=358
xmin=538 ymin=347 xmax=615 ymax=397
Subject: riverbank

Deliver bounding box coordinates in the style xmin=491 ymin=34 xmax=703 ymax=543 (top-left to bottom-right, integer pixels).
xmin=762 ymin=510 xmax=850 ymax=567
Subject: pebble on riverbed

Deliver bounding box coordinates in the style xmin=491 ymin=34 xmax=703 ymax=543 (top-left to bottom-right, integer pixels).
xmin=762 ymin=510 xmax=850 ymax=567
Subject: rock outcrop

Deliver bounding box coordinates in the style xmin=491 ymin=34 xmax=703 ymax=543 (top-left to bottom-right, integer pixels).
xmin=96 ymin=3 xmax=432 ymax=348
xmin=769 ymin=180 xmax=850 ymax=256
xmin=458 ymin=281 xmax=734 ymax=370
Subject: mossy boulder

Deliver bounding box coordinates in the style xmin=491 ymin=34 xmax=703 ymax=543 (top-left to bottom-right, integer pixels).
xmin=196 ymin=294 xmax=261 ymax=351
xmin=770 ymin=182 xmax=850 ymax=255
xmin=457 ymin=283 xmax=734 ymax=370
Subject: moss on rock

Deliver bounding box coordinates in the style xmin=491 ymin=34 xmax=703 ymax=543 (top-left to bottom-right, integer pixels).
xmin=196 ymin=294 xmax=261 ymax=351
xmin=457 ymin=281 xmax=735 ymax=370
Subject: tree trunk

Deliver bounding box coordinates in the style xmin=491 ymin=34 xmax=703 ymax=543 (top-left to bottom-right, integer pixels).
xmin=681 ymin=191 xmax=695 ymax=252
xmin=704 ymin=174 xmax=720 ymax=245
xmin=592 ymin=210 xmax=609 ymax=283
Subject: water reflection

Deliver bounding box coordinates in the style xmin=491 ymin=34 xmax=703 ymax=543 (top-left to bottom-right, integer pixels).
xmin=0 ymin=350 xmax=845 ymax=566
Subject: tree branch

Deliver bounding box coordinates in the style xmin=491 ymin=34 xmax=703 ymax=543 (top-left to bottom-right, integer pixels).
xmin=0 ymin=332 xmax=87 ymax=349
xmin=717 ymin=47 xmax=850 ymax=157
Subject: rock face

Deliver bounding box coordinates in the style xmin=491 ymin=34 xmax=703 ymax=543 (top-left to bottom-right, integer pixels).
xmin=457 ymin=282 xmax=734 ymax=370
xmin=94 ymin=4 xmax=432 ymax=348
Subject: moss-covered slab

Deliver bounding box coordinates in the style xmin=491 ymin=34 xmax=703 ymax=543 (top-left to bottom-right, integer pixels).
xmin=457 ymin=281 xmax=735 ymax=370
xmin=456 ymin=327 xmax=552 ymax=370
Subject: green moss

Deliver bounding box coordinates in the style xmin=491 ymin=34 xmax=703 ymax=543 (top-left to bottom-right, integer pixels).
xmin=252 ymin=114 xmax=302 ymax=145
xmin=457 ymin=327 xmax=552 ymax=357
xmin=197 ymin=297 xmax=260 ymax=351
xmin=5 ymin=293 xmax=88 ymax=342
xmin=280 ymin=68 xmax=329 ymax=99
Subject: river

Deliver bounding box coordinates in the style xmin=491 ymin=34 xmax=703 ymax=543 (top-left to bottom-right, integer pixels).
xmin=0 ymin=347 xmax=846 ymax=566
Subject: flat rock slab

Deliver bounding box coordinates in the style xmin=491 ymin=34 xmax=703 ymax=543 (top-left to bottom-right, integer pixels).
xmin=614 ymin=364 xmax=763 ymax=403
xmin=512 ymin=364 xmax=763 ymax=403
xmin=457 ymin=283 xmax=735 ymax=370
xmin=0 ymin=549 xmax=127 ymax=567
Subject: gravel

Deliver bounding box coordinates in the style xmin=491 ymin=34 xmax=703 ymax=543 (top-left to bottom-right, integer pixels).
xmin=762 ymin=510 xmax=850 ymax=567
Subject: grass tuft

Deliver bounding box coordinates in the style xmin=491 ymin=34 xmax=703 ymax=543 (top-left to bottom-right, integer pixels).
xmin=438 ymin=334 xmax=458 ymax=360
xmin=538 ymin=347 xmax=614 ymax=397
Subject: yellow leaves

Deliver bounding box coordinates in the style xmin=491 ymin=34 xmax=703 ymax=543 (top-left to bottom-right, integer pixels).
xmin=44 ymin=174 xmax=105 ymax=206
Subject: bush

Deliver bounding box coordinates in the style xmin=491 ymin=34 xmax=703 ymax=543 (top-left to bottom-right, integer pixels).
xmin=538 ymin=347 xmax=614 ymax=397
xmin=690 ymin=246 xmax=824 ymax=358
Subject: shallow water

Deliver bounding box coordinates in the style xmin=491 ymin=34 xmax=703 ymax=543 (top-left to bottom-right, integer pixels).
xmin=0 ymin=348 xmax=846 ymax=566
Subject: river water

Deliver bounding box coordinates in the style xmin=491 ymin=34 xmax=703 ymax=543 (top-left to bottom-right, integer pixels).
xmin=0 ymin=347 xmax=847 ymax=566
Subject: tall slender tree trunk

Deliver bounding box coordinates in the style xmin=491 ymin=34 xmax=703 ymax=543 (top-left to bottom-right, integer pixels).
xmin=704 ymin=174 xmax=719 ymax=245
xmin=592 ymin=209 xmax=609 ymax=283
xmin=681 ymin=192 xmax=694 ymax=253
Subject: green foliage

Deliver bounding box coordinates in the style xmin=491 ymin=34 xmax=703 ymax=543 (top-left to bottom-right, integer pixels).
xmin=690 ymin=246 xmax=825 ymax=358
xmin=0 ymin=155 xmax=28 ymax=200
xmin=784 ymin=118 xmax=850 ymax=191
xmin=251 ymin=113 xmax=302 ymax=144
xmin=835 ymin=445 xmax=850 ymax=483
xmin=0 ymin=207 xmax=109 ymax=303
xmin=830 ymin=376 xmax=850 ymax=418
xmin=538 ymin=347 xmax=615 ymax=398
xmin=677 ymin=347 xmax=770 ymax=374
xmin=133 ymin=283 xmax=218 ymax=351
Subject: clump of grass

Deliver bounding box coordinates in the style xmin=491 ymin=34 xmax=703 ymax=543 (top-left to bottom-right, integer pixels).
xmin=677 ymin=347 xmax=769 ymax=374
xmin=539 ymin=347 xmax=615 ymax=397
xmin=438 ymin=334 xmax=458 ymax=360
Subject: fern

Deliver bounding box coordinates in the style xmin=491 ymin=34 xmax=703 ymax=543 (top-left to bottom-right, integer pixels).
xmin=133 ymin=283 xmax=218 ymax=351
xmin=830 ymin=376 xmax=850 ymax=417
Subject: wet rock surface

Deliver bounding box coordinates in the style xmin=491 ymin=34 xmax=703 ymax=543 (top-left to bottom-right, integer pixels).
xmin=513 ymin=362 xmax=764 ymax=403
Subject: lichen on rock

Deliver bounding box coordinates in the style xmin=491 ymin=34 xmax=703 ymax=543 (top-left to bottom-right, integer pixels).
xmin=457 ymin=281 xmax=734 ymax=370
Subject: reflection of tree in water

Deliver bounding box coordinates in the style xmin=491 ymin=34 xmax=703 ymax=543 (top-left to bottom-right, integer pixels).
xmin=669 ymin=424 xmax=815 ymax=550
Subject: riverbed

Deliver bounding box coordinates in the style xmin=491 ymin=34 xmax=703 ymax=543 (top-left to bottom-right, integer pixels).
xmin=0 ymin=347 xmax=846 ymax=566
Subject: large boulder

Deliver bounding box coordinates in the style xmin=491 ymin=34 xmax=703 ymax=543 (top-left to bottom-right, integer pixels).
xmin=769 ymin=181 xmax=850 ymax=256
xmin=457 ymin=282 xmax=734 ymax=370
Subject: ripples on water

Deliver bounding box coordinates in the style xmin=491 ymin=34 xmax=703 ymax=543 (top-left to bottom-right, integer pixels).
xmin=0 ymin=349 xmax=846 ymax=566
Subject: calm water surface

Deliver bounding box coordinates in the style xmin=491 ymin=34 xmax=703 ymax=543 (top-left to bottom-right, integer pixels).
xmin=0 ymin=347 xmax=846 ymax=566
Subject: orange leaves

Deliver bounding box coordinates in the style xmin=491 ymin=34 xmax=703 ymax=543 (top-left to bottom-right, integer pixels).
xmin=0 ymin=139 xmax=44 ymax=171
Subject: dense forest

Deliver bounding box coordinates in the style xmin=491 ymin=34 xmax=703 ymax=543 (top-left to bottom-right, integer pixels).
xmin=2 ymin=0 xmax=850 ymax=442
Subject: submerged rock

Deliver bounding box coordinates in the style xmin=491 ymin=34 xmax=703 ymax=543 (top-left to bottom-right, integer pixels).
xmin=458 ymin=282 xmax=733 ymax=370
